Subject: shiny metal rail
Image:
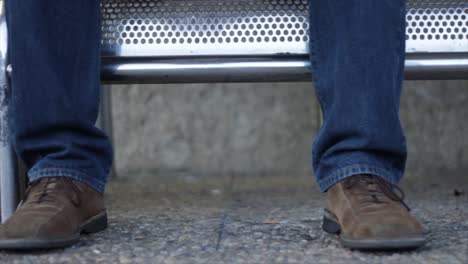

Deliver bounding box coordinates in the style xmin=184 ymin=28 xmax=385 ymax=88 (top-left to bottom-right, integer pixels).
xmin=102 ymin=53 xmax=468 ymax=84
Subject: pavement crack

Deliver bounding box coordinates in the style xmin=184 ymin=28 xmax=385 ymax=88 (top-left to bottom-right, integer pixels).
xmin=215 ymin=208 xmax=229 ymax=251
xmin=215 ymin=174 xmax=236 ymax=251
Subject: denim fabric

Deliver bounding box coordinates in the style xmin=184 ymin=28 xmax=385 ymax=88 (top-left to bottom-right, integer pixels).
xmin=308 ymin=0 xmax=408 ymax=191
xmin=5 ymin=0 xmax=113 ymax=193
xmin=5 ymin=0 xmax=407 ymax=193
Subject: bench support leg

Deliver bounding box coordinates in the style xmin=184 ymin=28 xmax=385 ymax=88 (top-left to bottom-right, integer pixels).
xmin=0 ymin=0 xmax=20 ymax=223
xmin=0 ymin=142 xmax=19 ymax=223
xmin=100 ymin=85 xmax=117 ymax=178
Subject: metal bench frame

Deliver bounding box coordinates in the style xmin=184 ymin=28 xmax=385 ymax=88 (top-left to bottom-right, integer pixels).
xmin=1 ymin=0 xmax=468 ymax=222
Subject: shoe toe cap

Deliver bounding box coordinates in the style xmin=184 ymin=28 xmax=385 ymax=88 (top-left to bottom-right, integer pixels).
xmin=350 ymin=216 xmax=424 ymax=240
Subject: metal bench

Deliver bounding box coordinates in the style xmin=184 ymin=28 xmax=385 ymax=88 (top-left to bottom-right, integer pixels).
xmin=1 ymin=0 xmax=467 ymax=222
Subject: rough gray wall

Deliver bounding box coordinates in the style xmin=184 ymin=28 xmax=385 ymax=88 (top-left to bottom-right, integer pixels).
xmin=110 ymin=80 xmax=468 ymax=182
xmin=401 ymin=81 xmax=468 ymax=182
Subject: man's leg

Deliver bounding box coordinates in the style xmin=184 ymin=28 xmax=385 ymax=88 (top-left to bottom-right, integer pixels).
xmin=308 ymin=0 xmax=425 ymax=249
xmin=0 ymin=0 xmax=112 ymax=249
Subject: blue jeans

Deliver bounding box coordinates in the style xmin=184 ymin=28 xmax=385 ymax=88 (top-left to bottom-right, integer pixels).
xmin=5 ymin=0 xmax=407 ymax=193
xmin=309 ymin=0 xmax=407 ymax=191
xmin=5 ymin=0 xmax=113 ymax=193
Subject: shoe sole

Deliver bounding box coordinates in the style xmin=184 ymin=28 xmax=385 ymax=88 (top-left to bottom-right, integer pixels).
xmin=322 ymin=209 xmax=426 ymax=250
xmin=0 ymin=211 xmax=108 ymax=250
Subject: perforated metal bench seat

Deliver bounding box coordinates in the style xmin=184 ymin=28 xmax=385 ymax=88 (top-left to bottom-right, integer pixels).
xmin=100 ymin=0 xmax=468 ymax=83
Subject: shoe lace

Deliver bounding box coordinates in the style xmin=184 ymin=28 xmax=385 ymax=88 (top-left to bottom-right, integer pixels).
xmin=343 ymin=175 xmax=410 ymax=211
xmin=22 ymin=177 xmax=84 ymax=207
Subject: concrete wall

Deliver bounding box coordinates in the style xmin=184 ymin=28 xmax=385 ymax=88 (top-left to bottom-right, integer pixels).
xmin=110 ymin=80 xmax=468 ymax=182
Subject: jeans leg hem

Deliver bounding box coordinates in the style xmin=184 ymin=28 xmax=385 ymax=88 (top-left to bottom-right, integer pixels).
xmin=317 ymin=164 xmax=400 ymax=193
xmin=28 ymin=168 xmax=105 ymax=193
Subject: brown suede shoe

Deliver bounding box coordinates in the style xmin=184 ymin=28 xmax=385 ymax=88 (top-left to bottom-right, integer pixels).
xmin=322 ymin=174 xmax=425 ymax=250
xmin=0 ymin=177 xmax=107 ymax=250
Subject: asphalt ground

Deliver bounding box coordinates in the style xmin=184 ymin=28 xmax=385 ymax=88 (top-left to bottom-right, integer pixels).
xmin=0 ymin=173 xmax=467 ymax=264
